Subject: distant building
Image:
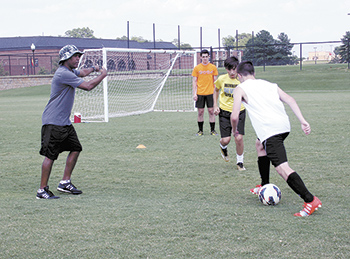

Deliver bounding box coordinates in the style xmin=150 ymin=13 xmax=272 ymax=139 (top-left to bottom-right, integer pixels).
xmin=308 ymin=50 xmax=333 ymax=62
xmin=0 ymin=36 xmax=177 ymax=76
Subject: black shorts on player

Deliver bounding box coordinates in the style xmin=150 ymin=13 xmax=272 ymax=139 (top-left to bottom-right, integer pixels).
xmin=195 ymin=94 xmax=214 ymax=108
xmin=40 ymin=124 xmax=82 ymax=161
xmin=262 ymin=132 xmax=289 ymax=167
xmin=219 ymin=109 xmax=246 ymax=138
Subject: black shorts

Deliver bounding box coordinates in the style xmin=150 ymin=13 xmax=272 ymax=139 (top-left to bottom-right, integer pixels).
xmin=262 ymin=132 xmax=289 ymax=167
xmin=40 ymin=124 xmax=82 ymax=161
xmin=196 ymin=94 xmax=214 ymax=108
xmin=219 ymin=109 xmax=246 ymax=138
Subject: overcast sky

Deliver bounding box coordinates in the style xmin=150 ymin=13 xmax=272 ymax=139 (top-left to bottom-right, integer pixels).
xmin=2 ymin=0 xmax=349 ymax=49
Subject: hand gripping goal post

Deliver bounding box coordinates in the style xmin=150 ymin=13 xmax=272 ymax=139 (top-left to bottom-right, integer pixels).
xmin=72 ymin=48 xmax=197 ymax=122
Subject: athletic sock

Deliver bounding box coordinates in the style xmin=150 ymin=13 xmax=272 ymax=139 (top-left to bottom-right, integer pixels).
xmin=236 ymin=153 xmax=244 ymax=164
xmin=286 ymin=172 xmax=314 ymax=203
xmin=198 ymin=121 xmax=204 ymax=132
xmin=210 ymin=122 xmax=215 ymax=132
xmin=60 ymin=179 xmax=71 ymax=184
xmin=258 ymin=156 xmax=270 ymax=186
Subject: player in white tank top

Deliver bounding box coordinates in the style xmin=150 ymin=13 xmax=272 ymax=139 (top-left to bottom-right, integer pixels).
xmin=239 ymin=78 xmax=290 ymax=143
xmin=230 ymin=61 xmax=322 ymax=217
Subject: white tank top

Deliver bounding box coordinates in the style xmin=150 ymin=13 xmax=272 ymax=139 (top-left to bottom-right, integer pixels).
xmin=239 ymin=79 xmax=290 ymax=142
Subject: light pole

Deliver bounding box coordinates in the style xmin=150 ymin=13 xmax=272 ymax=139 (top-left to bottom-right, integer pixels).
xmin=31 ymin=43 xmax=36 ymax=75
xmin=314 ymin=47 xmax=317 ymax=64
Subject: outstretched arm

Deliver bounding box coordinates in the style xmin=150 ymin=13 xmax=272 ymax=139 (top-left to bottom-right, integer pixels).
xmin=278 ymin=87 xmax=311 ymax=135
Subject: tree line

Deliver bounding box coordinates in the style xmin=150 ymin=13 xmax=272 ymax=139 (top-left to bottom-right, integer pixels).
xmin=222 ymin=30 xmax=296 ymax=65
xmin=64 ymin=27 xmax=350 ymax=66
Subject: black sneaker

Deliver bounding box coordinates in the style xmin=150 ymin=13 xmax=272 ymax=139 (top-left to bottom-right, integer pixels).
xmin=210 ymin=130 xmax=218 ymax=136
xmin=57 ymin=182 xmax=83 ymax=195
xmin=220 ymin=146 xmax=229 ymax=162
xmin=196 ymin=130 xmax=203 ymax=136
xmin=36 ymin=186 xmax=60 ymax=199
xmin=236 ymin=162 xmax=246 ymax=171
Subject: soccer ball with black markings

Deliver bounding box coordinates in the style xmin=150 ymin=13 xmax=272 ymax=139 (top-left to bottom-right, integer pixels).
xmin=258 ymin=184 xmax=281 ymax=206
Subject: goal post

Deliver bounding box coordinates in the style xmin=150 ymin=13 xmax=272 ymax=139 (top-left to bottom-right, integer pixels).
xmin=72 ymin=48 xmax=197 ymax=122
xmin=102 ymin=48 xmax=108 ymax=122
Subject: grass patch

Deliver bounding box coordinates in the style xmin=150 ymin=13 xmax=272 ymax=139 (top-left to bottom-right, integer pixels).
xmin=0 ymin=64 xmax=349 ymax=258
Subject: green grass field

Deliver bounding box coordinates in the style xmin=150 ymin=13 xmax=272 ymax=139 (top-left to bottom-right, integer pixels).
xmin=0 ymin=63 xmax=349 ymax=258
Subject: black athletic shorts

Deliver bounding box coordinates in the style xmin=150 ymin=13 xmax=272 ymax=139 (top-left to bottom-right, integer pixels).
xmin=219 ymin=109 xmax=246 ymax=138
xmin=40 ymin=124 xmax=82 ymax=161
xmin=262 ymin=132 xmax=289 ymax=167
xmin=196 ymin=94 xmax=214 ymax=108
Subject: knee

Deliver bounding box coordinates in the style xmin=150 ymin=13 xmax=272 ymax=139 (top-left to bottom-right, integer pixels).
xmin=221 ymin=137 xmax=231 ymax=146
xmin=198 ymin=109 xmax=204 ymax=117
xmin=255 ymin=139 xmax=266 ymax=156
xmin=208 ymin=108 xmax=214 ymax=116
xmin=255 ymin=139 xmax=263 ymax=150
xmin=235 ymin=134 xmax=243 ymax=144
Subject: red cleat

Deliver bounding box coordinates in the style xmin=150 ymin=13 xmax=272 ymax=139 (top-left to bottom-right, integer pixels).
xmin=294 ymin=196 xmax=322 ymax=217
xmin=250 ymin=184 xmax=262 ymax=195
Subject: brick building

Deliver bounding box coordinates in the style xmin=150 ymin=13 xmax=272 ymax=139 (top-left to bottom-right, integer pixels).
xmin=0 ymin=36 xmax=177 ymax=76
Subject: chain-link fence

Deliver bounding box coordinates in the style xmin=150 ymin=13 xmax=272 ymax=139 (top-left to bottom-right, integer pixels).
xmin=208 ymin=41 xmax=345 ymax=71
xmin=0 ymin=40 xmax=348 ymax=76
xmin=0 ymin=51 xmax=58 ymax=76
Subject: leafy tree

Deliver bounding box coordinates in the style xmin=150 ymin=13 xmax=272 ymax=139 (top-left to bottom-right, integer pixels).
xmin=65 ymin=27 xmax=96 ymax=38
xmin=178 ymin=43 xmax=193 ymax=50
xmin=131 ymin=36 xmax=149 ymax=43
xmin=116 ymin=36 xmax=128 ymax=40
xmin=274 ymin=33 xmax=294 ymax=65
xmin=172 ymin=39 xmax=193 ymax=50
xmin=222 ymin=33 xmax=252 ymax=49
xmin=244 ymin=30 xmax=275 ymax=66
xmin=338 ymin=31 xmax=350 ymax=63
xmin=222 ymin=35 xmax=235 ymax=49
xmin=331 ymin=46 xmax=341 ymax=63
xmin=243 ymin=30 xmax=295 ymax=66
xmin=237 ymin=33 xmax=252 ymax=47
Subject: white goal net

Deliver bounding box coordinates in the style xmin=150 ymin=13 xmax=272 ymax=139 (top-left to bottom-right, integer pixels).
xmin=72 ymin=48 xmax=196 ymax=122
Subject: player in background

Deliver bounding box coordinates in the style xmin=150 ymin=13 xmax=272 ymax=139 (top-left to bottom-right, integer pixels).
xmin=192 ymin=49 xmax=219 ymax=136
xmin=213 ymin=56 xmax=246 ymax=171
xmin=231 ymin=61 xmax=322 ymax=217
xmin=37 ymin=45 xmax=107 ymax=199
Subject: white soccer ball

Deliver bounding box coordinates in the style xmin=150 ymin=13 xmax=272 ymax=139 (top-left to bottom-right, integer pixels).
xmin=258 ymin=184 xmax=281 ymax=206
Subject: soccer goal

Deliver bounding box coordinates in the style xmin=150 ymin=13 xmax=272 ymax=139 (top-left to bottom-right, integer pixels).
xmin=72 ymin=48 xmax=197 ymax=122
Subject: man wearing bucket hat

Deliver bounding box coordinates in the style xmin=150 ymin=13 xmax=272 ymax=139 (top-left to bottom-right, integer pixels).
xmin=37 ymin=45 xmax=107 ymax=199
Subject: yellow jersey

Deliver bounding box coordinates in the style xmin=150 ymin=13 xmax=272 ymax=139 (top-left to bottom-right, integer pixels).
xmin=215 ymin=74 xmax=245 ymax=112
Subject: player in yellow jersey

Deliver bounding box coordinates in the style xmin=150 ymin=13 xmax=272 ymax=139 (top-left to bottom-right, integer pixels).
xmin=214 ymin=56 xmax=246 ymax=171
xmin=192 ymin=49 xmax=219 ymax=136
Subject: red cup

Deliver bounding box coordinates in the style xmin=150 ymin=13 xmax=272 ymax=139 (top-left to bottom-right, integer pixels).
xmin=74 ymin=113 xmax=81 ymax=123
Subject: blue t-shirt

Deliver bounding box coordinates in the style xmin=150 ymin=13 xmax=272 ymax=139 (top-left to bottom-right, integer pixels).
xmin=42 ymin=66 xmax=84 ymax=126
